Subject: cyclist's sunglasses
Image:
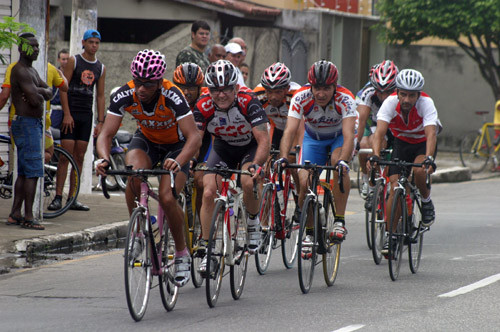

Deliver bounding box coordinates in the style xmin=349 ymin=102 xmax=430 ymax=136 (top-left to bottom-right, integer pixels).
xmin=133 ymin=79 xmax=159 ymax=88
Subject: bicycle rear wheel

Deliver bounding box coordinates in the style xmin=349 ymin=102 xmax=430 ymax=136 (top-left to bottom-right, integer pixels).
xmin=322 ymin=191 xmax=341 ymax=287
xmin=255 ymin=184 xmax=274 ymax=275
xmin=230 ymin=198 xmax=249 ymax=300
xmin=206 ymin=200 xmax=226 ymax=308
xmin=388 ymin=189 xmax=405 ymax=281
xmin=159 ymin=214 xmax=179 ymax=311
xmin=297 ymin=196 xmax=317 ymax=294
xmin=281 ymin=181 xmax=299 ymax=269
xmin=459 ymin=131 xmax=490 ymax=173
xmin=43 ymin=146 xmax=80 ymax=219
xmin=124 ymin=207 xmax=151 ymax=321
xmin=371 ymin=181 xmax=387 ymax=265
xmin=408 ymin=196 xmax=424 ymax=273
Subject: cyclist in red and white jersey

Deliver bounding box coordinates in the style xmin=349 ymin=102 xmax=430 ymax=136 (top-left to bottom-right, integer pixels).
xmin=356 ymin=60 xmax=398 ymax=199
xmin=193 ymin=60 xmax=270 ymax=273
xmin=278 ymin=60 xmax=357 ymax=243
xmin=96 ymin=50 xmax=201 ymax=287
xmin=253 ymin=62 xmax=301 ymax=149
xmin=369 ymin=69 xmax=440 ymax=254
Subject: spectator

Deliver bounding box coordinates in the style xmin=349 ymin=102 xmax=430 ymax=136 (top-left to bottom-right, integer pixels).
xmin=7 ymin=33 xmax=52 ymax=230
xmin=208 ymin=43 xmax=226 ymax=63
xmin=48 ymin=29 xmax=106 ymax=212
xmin=240 ymin=62 xmax=250 ymax=84
xmin=50 ymin=48 xmax=70 ymax=129
xmin=228 ymin=37 xmax=247 ymax=67
xmin=175 ymin=20 xmax=211 ymax=72
xmin=224 ymin=42 xmax=246 ymax=87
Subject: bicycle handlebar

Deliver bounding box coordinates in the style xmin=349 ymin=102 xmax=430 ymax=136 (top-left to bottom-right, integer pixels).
xmin=101 ymin=168 xmax=178 ymax=200
xmin=194 ymin=165 xmax=259 ymax=200
xmin=370 ymin=159 xmax=431 ymax=189
xmin=280 ymin=162 xmax=345 ymax=193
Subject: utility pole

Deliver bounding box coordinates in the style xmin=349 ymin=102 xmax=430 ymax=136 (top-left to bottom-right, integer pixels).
xmin=69 ymin=0 xmax=98 ymax=194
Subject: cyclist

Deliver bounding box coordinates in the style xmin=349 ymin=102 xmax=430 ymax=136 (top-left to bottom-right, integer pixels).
xmin=278 ymin=60 xmax=357 ymax=246
xmin=356 ymin=60 xmax=398 ymax=200
xmin=96 ymin=49 xmax=201 ymax=287
xmin=193 ymin=60 xmax=270 ymax=273
xmin=369 ymin=69 xmax=440 ymax=256
xmin=172 ymin=62 xmax=210 ymax=219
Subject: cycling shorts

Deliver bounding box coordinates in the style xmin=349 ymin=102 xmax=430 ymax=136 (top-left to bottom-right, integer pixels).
xmin=388 ymin=137 xmax=435 ymax=176
xmin=300 ymin=130 xmax=343 ymax=165
xmin=206 ymin=139 xmax=257 ymax=171
xmin=128 ymin=130 xmax=189 ymax=176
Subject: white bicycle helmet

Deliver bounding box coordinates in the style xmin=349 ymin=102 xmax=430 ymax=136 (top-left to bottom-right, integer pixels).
xmin=395 ymin=69 xmax=425 ymax=91
xmin=205 ymin=60 xmax=238 ymax=88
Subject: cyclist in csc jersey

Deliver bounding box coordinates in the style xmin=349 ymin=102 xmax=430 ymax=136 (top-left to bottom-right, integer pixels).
xmin=193 ymin=60 xmax=270 ymax=273
xmin=96 ymin=49 xmax=201 ymax=287
xmin=278 ymin=60 xmax=357 ymax=245
xmin=368 ymin=69 xmax=440 ymax=255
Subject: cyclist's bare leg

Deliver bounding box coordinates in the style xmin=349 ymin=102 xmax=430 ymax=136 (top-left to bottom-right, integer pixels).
xmin=193 ymin=165 xmax=204 ymax=218
xmin=298 ymin=168 xmax=313 ymax=227
xmin=330 ymin=147 xmax=350 ymax=216
xmin=200 ymin=172 xmax=222 ymax=240
xmin=385 ymin=174 xmax=402 ymax=232
xmin=241 ymin=161 xmax=261 ymax=215
xmin=124 ymin=149 xmax=152 ymax=214
xmin=412 ymin=154 xmax=431 ymax=199
xmin=160 ymin=172 xmax=188 ymax=251
xmin=359 ymin=135 xmax=370 ymax=175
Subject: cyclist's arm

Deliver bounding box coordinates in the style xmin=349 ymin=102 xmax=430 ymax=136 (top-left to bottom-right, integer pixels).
xmin=96 ymin=113 xmax=121 ymax=175
xmin=173 ymin=114 xmax=202 ymax=168
xmin=340 ymin=116 xmax=356 ymax=162
xmin=356 ymin=104 xmax=370 ymax=140
xmin=251 ymin=122 xmax=271 ymax=166
xmin=279 ymin=116 xmax=301 ymax=159
xmin=372 ymin=120 xmax=389 ymax=158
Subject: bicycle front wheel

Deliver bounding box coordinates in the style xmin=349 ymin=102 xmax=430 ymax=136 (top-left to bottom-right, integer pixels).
xmin=408 ymin=196 xmax=424 ymax=273
xmin=371 ymin=181 xmax=387 ymax=265
xmin=297 ymin=196 xmax=317 ymax=294
xmin=255 ymin=184 xmax=274 ymax=275
xmin=282 ymin=181 xmax=299 ymax=269
xmin=190 ymin=205 xmax=204 ymax=288
xmin=111 ymin=152 xmax=127 ymax=191
xmin=159 ymin=214 xmax=179 ymax=311
xmin=388 ymin=189 xmax=405 ymax=281
xmin=206 ymin=200 xmax=226 ymax=308
xmin=322 ymin=191 xmax=341 ymax=287
xmin=460 ymin=131 xmax=490 ymax=173
xmin=43 ymin=146 xmax=80 ymax=219
xmin=230 ymin=198 xmax=249 ymax=300
xmin=124 ymin=208 xmax=151 ymax=321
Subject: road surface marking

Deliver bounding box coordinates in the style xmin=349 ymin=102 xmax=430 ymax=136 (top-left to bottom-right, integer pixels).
xmin=438 ymin=273 xmax=500 ymax=298
xmin=331 ymin=324 xmax=365 ymax=332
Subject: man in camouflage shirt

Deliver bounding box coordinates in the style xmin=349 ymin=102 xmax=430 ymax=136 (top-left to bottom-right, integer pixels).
xmin=175 ymin=20 xmax=211 ymax=72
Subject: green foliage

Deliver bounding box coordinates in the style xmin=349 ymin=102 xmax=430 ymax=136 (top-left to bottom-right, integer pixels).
xmin=375 ymin=0 xmax=500 ymax=99
xmin=0 ymin=16 xmax=37 ymax=64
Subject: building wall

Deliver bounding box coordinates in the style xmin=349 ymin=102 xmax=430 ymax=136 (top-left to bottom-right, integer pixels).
xmin=387 ymin=45 xmax=497 ymax=150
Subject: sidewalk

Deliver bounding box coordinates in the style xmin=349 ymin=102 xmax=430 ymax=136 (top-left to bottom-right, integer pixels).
xmin=0 ymin=151 xmax=498 ymax=272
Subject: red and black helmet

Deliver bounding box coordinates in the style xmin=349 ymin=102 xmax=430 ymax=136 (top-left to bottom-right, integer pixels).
xmin=307 ymin=60 xmax=338 ymax=86
xmin=370 ymin=60 xmax=399 ymax=92
xmin=261 ymin=62 xmax=291 ymax=89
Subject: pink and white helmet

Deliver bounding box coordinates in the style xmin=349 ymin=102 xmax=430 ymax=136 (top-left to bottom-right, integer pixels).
xmin=130 ymin=49 xmax=166 ymax=80
xmin=261 ymin=62 xmax=291 ymax=89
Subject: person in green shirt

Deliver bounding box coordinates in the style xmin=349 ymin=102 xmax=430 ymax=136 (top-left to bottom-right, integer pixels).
xmin=175 ymin=20 xmax=211 ymax=72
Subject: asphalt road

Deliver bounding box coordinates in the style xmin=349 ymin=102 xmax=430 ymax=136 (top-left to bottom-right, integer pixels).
xmin=0 ymin=178 xmax=499 ymax=331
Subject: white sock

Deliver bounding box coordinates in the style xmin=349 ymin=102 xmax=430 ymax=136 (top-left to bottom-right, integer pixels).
xmin=421 ymin=193 xmax=431 ymax=203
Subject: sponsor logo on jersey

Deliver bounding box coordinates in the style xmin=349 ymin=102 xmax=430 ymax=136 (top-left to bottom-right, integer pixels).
xmin=219 ymin=117 xmax=227 ymax=126
xmin=112 ymin=88 xmax=134 ymax=103
xmin=161 ymin=87 xmax=183 ymax=105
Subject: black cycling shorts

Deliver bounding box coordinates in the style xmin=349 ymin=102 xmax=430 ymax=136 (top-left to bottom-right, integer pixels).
xmin=388 ymin=137 xmax=436 ymax=177
xmin=128 ymin=130 xmax=189 ymax=176
xmin=205 ymin=138 xmax=257 ymax=171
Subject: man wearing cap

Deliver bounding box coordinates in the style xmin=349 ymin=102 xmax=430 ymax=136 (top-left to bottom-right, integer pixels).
xmin=175 ymin=20 xmax=211 ymax=72
xmin=224 ymin=42 xmax=246 ymax=87
xmin=48 ymin=29 xmax=106 ymax=212
xmin=228 ymin=37 xmax=247 ymax=66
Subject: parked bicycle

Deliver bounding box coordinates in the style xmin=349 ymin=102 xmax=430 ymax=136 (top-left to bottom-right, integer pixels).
xmin=194 ymin=163 xmax=255 ymax=308
xmin=370 ymin=158 xmax=430 ymax=281
xmin=0 ymin=133 xmax=80 ymax=219
xmin=460 ymin=110 xmax=500 ymax=173
xmin=101 ymin=168 xmax=179 ymax=321
xmin=282 ymin=160 xmax=343 ymax=294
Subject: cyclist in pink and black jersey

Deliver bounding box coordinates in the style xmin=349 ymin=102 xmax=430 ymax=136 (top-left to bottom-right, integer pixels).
xmin=278 ymin=60 xmax=357 ymax=243
xmin=369 ymin=69 xmax=441 ymax=254
xmin=193 ymin=60 xmax=270 ymax=274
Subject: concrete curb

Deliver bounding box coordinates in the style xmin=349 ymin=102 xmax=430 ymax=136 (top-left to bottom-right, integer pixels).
xmin=14 ymin=220 xmax=128 ymax=255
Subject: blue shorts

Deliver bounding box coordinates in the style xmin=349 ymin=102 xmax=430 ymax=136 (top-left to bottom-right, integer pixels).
xmin=11 ymin=115 xmax=44 ymax=178
xmin=300 ymin=130 xmax=344 ymax=165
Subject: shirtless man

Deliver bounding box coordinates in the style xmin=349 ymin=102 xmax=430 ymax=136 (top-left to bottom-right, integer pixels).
xmin=7 ymin=33 xmax=52 ymax=230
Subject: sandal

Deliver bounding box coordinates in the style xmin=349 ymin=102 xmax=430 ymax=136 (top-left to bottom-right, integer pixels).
xmin=6 ymin=214 xmax=24 ymax=226
xmin=22 ymin=220 xmax=45 ymax=230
